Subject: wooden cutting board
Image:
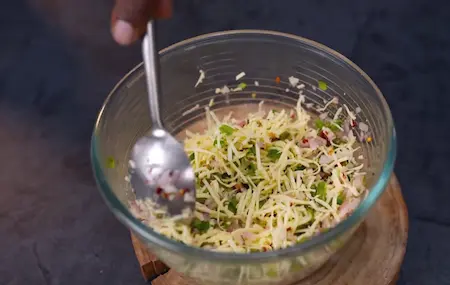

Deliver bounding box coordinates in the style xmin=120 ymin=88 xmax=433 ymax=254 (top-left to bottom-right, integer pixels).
xmin=131 ymin=175 xmax=408 ymax=285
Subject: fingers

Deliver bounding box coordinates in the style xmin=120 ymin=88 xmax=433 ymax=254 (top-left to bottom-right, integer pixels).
xmin=111 ymin=0 xmax=172 ymax=45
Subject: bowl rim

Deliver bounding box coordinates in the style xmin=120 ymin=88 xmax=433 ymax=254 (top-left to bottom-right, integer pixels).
xmin=91 ymin=29 xmax=396 ymax=262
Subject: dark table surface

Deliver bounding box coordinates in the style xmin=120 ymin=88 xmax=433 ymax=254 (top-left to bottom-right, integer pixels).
xmin=1 ymin=0 xmax=450 ymax=284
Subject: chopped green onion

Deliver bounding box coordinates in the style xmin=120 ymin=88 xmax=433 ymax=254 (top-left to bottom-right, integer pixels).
xmin=106 ymin=157 xmax=116 ymax=168
xmin=279 ymin=131 xmax=291 ymax=140
xmin=248 ymin=145 xmax=256 ymax=155
xmin=214 ymin=138 xmax=226 ymax=147
xmin=337 ymin=192 xmax=345 ymax=205
xmin=318 ymin=80 xmax=328 ymax=91
xmin=189 ymin=153 xmax=195 ymax=161
xmin=295 ymin=165 xmax=306 ymax=171
xmin=307 ymin=207 xmax=315 ymax=220
xmin=314 ymin=119 xmax=325 ymax=130
xmin=247 ymin=162 xmax=256 ymax=175
xmin=327 ymin=120 xmax=342 ymax=132
xmin=237 ymin=82 xmax=247 ymax=90
xmin=315 ymin=181 xmax=327 ymax=200
xmin=228 ymin=196 xmax=238 ymax=214
xmin=219 ymin=124 xmax=235 ymax=135
xmin=267 ymin=148 xmax=282 ymax=161
xmin=191 ymin=218 xmax=210 ymax=233
xmin=334 ymin=119 xmax=343 ymax=126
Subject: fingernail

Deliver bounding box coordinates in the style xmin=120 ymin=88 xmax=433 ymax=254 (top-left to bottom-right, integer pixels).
xmin=112 ymin=20 xmax=135 ymax=45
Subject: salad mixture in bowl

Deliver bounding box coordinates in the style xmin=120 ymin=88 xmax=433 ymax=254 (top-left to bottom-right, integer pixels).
xmin=130 ymin=73 xmax=370 ymax=253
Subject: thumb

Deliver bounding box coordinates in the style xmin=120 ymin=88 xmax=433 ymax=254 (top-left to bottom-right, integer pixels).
xmin=111 ymin=0 xmax=172 ymax=46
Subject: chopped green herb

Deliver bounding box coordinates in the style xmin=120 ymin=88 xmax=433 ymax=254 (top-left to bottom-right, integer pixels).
xmin=327 ymin=123 xmax=340 ymax=132
xmin=228 ymin=196 xmax=238 ymax=214
xmin=295 ymin=165 xmax=306 ymax=171
xmin=326 ymin=119 xmax=342 ymax=132
xmin=316 ymin=119 xmax=343 ymax=132
xmin=106 ymin=157 xmax=116 ymax=168
xmin=271 ymin=109 xmax=279 ymax=113
xmin=279 ymin=131 xmax=291 ymax=140
xmin=237 ymin=82 xmax=247 ymax=90
xmin=247 ymin=162 xmax=256 ymax=175
xmin=191 ymin=218 xmax=210 ymax=233
xmin=248 ymin=145 xmax=256 ymax=155
xmin=337 ymin=192 xmax=345 ymax=205
xmin=315 ymin=119 xmax=325 ymax=130
xmin=189 ymin=153 xmax=195 ymax=161
xmin=334 ymin=119 xmax=343 ymax=126
xmin=219 ymin=124 xmax=235 ymax=135
xmin=267 ymin=148 xmax=282 ymax=161
xmin=316 ymin=181 xmax=327 ymax=200
xmin=214 ymin=138 xmax=226 ymax=147
xmin=307 ymin=207 xmax=315 ymax=220
xmin=318 ymin=80 xmax=328 ymax=91
xmin=259 ymin=199 xmax=268 ymax=209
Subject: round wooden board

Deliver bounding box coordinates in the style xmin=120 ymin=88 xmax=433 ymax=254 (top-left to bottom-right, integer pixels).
xmin=131 ymin=175 xmax=408 ymax=285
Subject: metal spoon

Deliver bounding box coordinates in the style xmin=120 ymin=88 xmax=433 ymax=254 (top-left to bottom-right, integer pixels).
xmin=129 ymin=21 xmax=196 ymax=217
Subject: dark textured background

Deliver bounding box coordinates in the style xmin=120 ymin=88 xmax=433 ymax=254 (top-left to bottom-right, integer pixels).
xmin=1 ymin=0 xmax=450 ymax=284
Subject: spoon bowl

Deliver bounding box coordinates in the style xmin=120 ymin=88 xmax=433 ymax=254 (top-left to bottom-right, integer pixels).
xmin=128 ymin=22 xmax=196 ymax=217
xmin=130 ymin=128 xmax=195 ymax=216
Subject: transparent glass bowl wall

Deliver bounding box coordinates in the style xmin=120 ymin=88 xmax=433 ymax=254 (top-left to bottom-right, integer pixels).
xmin=91 ymin=31 xmax=396 ymax=285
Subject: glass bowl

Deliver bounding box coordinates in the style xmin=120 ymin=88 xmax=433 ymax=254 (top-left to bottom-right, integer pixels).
xmin=91 ymin=30 xmax=396 ymax=285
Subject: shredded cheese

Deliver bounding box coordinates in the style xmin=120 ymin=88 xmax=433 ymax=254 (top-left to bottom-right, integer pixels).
xmin=131 ymin=91 xmax=367 ymax=253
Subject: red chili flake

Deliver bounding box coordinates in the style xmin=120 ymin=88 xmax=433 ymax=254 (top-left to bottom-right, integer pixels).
xmin=302 ymin=138 xmax=309 ymax=144
xmin=319 ymin=131 xmax=331 ymax=146
xmin=179 ymin=188 xmax=189 ymax=196
xmin=290 ymin=113 xmax=296 ymax=119
xmin=156 ymin=187 xmax=163 ymax=195
xmin=162 ymin=192 xmax=169 ymax=199
xmin=237 ymin=120 xmax=246 ymax=128
xmin=235 ymin=183 xmax=243 ymax=192
xmin=268 ymin=132 xmax=277 ymax=140
xmin=287 ymin=227 xmax=292 ymax=231
xmin=290 ymin=202 xmax=294 ymax=206
xmin=351 ymin=120 xmax=357 ymax=128
xmin=275 ymin=76 xmax=281 ymax=84
xmin=263 ymin=247 xmax=268 ymax=252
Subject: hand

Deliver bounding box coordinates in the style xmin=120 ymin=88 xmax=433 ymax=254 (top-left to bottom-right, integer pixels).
xmin=111 ymin=0 xmax=172 ymax=45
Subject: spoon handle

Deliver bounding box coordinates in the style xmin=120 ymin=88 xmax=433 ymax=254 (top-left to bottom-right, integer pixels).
xmin=143 ymin=21 xmax=163 ymax=129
